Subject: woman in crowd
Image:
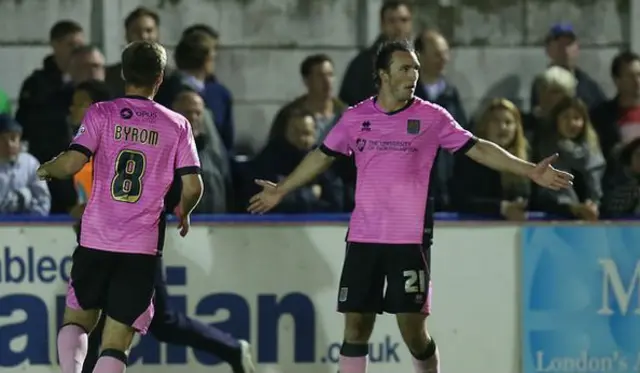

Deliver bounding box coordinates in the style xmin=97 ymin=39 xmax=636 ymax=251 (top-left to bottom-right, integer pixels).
xmin=452 ymin=98 xmax=531 ymax=220
xmin=524 ymin=66 xmax=578 ymax=142
xmin=532 ymin=97 xmax=605 ymax=220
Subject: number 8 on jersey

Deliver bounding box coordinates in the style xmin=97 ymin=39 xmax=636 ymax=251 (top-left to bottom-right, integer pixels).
xmin=111 ymin=149 xmax=146 ymax=203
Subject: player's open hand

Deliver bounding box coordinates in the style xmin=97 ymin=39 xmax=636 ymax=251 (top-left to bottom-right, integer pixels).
xmin=248 ymin=179 xmax=285 ymax=214
xmin=528 ymin=153 xmax=574 ymax=190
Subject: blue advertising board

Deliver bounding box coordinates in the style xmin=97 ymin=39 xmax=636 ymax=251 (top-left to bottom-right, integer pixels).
xmin=522 ymin=226 xmax=640 ymax=373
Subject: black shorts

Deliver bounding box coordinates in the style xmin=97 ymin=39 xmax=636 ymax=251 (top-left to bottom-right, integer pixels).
xmin=337 ymin=242 xmax=432 ymax=314
xmin=66 ymin=246 xmax=159 ymax=334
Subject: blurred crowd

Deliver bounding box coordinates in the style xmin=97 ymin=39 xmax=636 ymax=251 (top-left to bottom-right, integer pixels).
xmin=1 ymin=0 xmax=640 ymax=221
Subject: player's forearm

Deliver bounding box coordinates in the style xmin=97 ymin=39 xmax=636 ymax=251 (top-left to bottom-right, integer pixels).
xmin=276 ymin=149 xmax=335 ymax=195
xmin=43 ymin=157 xmax=75 ymax=179
xmin=43 ymin=151 xmax=88 ymax=179
xmin=466 ymin=139 xmax=535 ymax=177
xmin=180 ymin=193 xmax=201 ymax=216
xmin=179 ymin=176 xmax=204 ymax=216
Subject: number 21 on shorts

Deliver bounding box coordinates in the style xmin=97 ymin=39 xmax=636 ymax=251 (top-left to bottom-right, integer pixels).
xmin=404 ymin=270 xmax=426 ymax=293
xmin=111 ymin=149 xmax=146 ymax=203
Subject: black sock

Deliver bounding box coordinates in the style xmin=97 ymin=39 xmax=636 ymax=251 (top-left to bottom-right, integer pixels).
xmin=340 ymin=341 xmax=369 ymax=357
xmin=411 ymin=337 xmax=436 ymax=361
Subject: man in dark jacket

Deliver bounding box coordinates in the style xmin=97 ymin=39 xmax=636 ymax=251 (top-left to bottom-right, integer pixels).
xmin=15 ymin=20 xmax=84 ymax=213
xmin=156 ymin=27 xmax=235 ymax=153
xmin=591 ymin=51 xmax=640 ymax=161
xmin=104 ymin=7 xmax=160 ymax=97
xmin=269 ymin=54 xmax=346 ymax=143
xmin=245 ymin=110 xmax=344 ymax=213
xmin=413 ymin=29 xmax=468 ymax=211
xmin=530 ymin=23 xmax=605 ymax=111
xmin=339 ymin=0 xmax=413 ymax=106
xmin=413 ymin=30 xmax=467 ymax=128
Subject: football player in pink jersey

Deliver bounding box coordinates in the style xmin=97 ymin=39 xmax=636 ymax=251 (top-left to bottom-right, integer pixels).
xmin=248 ymin=40 xmax=573 ymax=373
xmin=37 ymin=41 xmax=203 ymax=373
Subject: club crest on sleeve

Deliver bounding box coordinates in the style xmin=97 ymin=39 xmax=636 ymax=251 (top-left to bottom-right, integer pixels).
xmin=407 ymin=119 xmax=420 ymax=134
xmin=74 ymin=125 xmax=86 ymax=139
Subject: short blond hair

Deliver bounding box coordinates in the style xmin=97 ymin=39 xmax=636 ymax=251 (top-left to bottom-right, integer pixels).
xmin=538 ymin=66 xmax=577 ymax=96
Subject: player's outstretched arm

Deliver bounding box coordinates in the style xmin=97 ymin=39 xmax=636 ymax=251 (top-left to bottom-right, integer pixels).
xmin=465 ymin=139 xmax=574 ymax=191
xmin=36 ymin=150 xmax=89 ymax=180
xmin=248 ymin=149 xmax=336 ymax=214
xmin=277 ymin=149 xmax=336 ymax=194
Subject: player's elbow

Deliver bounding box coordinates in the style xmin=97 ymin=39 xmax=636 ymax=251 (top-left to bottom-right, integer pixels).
xmin=464 ymin=138 xmax=492 ymax=163
xmin=313 ymin=148 xmax=337 ymax=167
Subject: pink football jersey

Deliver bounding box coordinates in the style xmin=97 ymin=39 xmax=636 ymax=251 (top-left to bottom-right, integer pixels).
xmin=321 ymin=97 xmax=476 ymax=244
xmin=70 ymin=96 xmax=200 ymax=255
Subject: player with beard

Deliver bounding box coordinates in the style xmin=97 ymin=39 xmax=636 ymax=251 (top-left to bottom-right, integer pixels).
xmin=248 ymin=40 xmax=573 ymax=373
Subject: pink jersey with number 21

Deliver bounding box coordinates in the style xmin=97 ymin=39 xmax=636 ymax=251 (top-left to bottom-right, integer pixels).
xmin=70 ymin=96 xmax=201 ymax=255
xmin=320 ymin=97 xmax=476 ymax=244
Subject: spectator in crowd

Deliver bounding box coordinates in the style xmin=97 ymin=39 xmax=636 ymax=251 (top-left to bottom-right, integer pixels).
xmin=155 ymin=30 xmax=215 ymax=107
xmin=183 ymin=25 xmax=234 ymax=152
xmin=0 ymin=115 xmax=50 ymax=215
xmin=68 ymin=45 xmax=106 ymax=84
xmin=172 ymin=88 xmax=230 ymax=213
xmin=530 ymin=23 xmax=605 ymax=111
xmin=245 ymin=110 xmax=344 ymax=213
xmin=269 ymin=54 xmax=346 ymax=143
xmin=44 ymin=45 xmax=108 ymax=215
xmin=15 ymin=20 xmax=84 ymax=213
xmin=273 ymin=53 xmax=353 ymax=211
xmin=158 ymin=28 xmax=235 ymax=153
xmin=16 ymin=20 xmax=84 ymax=158
xmin=339 ymin=0 xmax=413 ymax=106
xmin=414 ymin=30 xmax=467 ymax=127
xmin=268 ymin=54 xmax=354 ymax=211
xmin=601 ymin=138 xmax=640 ymax=217
xmin=532 ymin=97 xmax=605 ymax=220
xmin=414 ymin=29 xmax=468 ymax=210
xmin=67 ymin=80 xmax=111 ymax=220
xmin=57 ymin=45 xmax=107 ymax=123
xmin=104 ymin=6 xmax=160 ymax=97
xmin=452 ymin=99 xmax=530 ymax=220
xmin=591 ymin=51 xmax=640 ymax=160
xmin=524 ymin=66 xmax=577 ymax=141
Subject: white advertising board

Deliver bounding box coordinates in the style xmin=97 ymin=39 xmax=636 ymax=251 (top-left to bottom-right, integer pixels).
xmin=0 ymin=223 xmax=519 ymax=373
